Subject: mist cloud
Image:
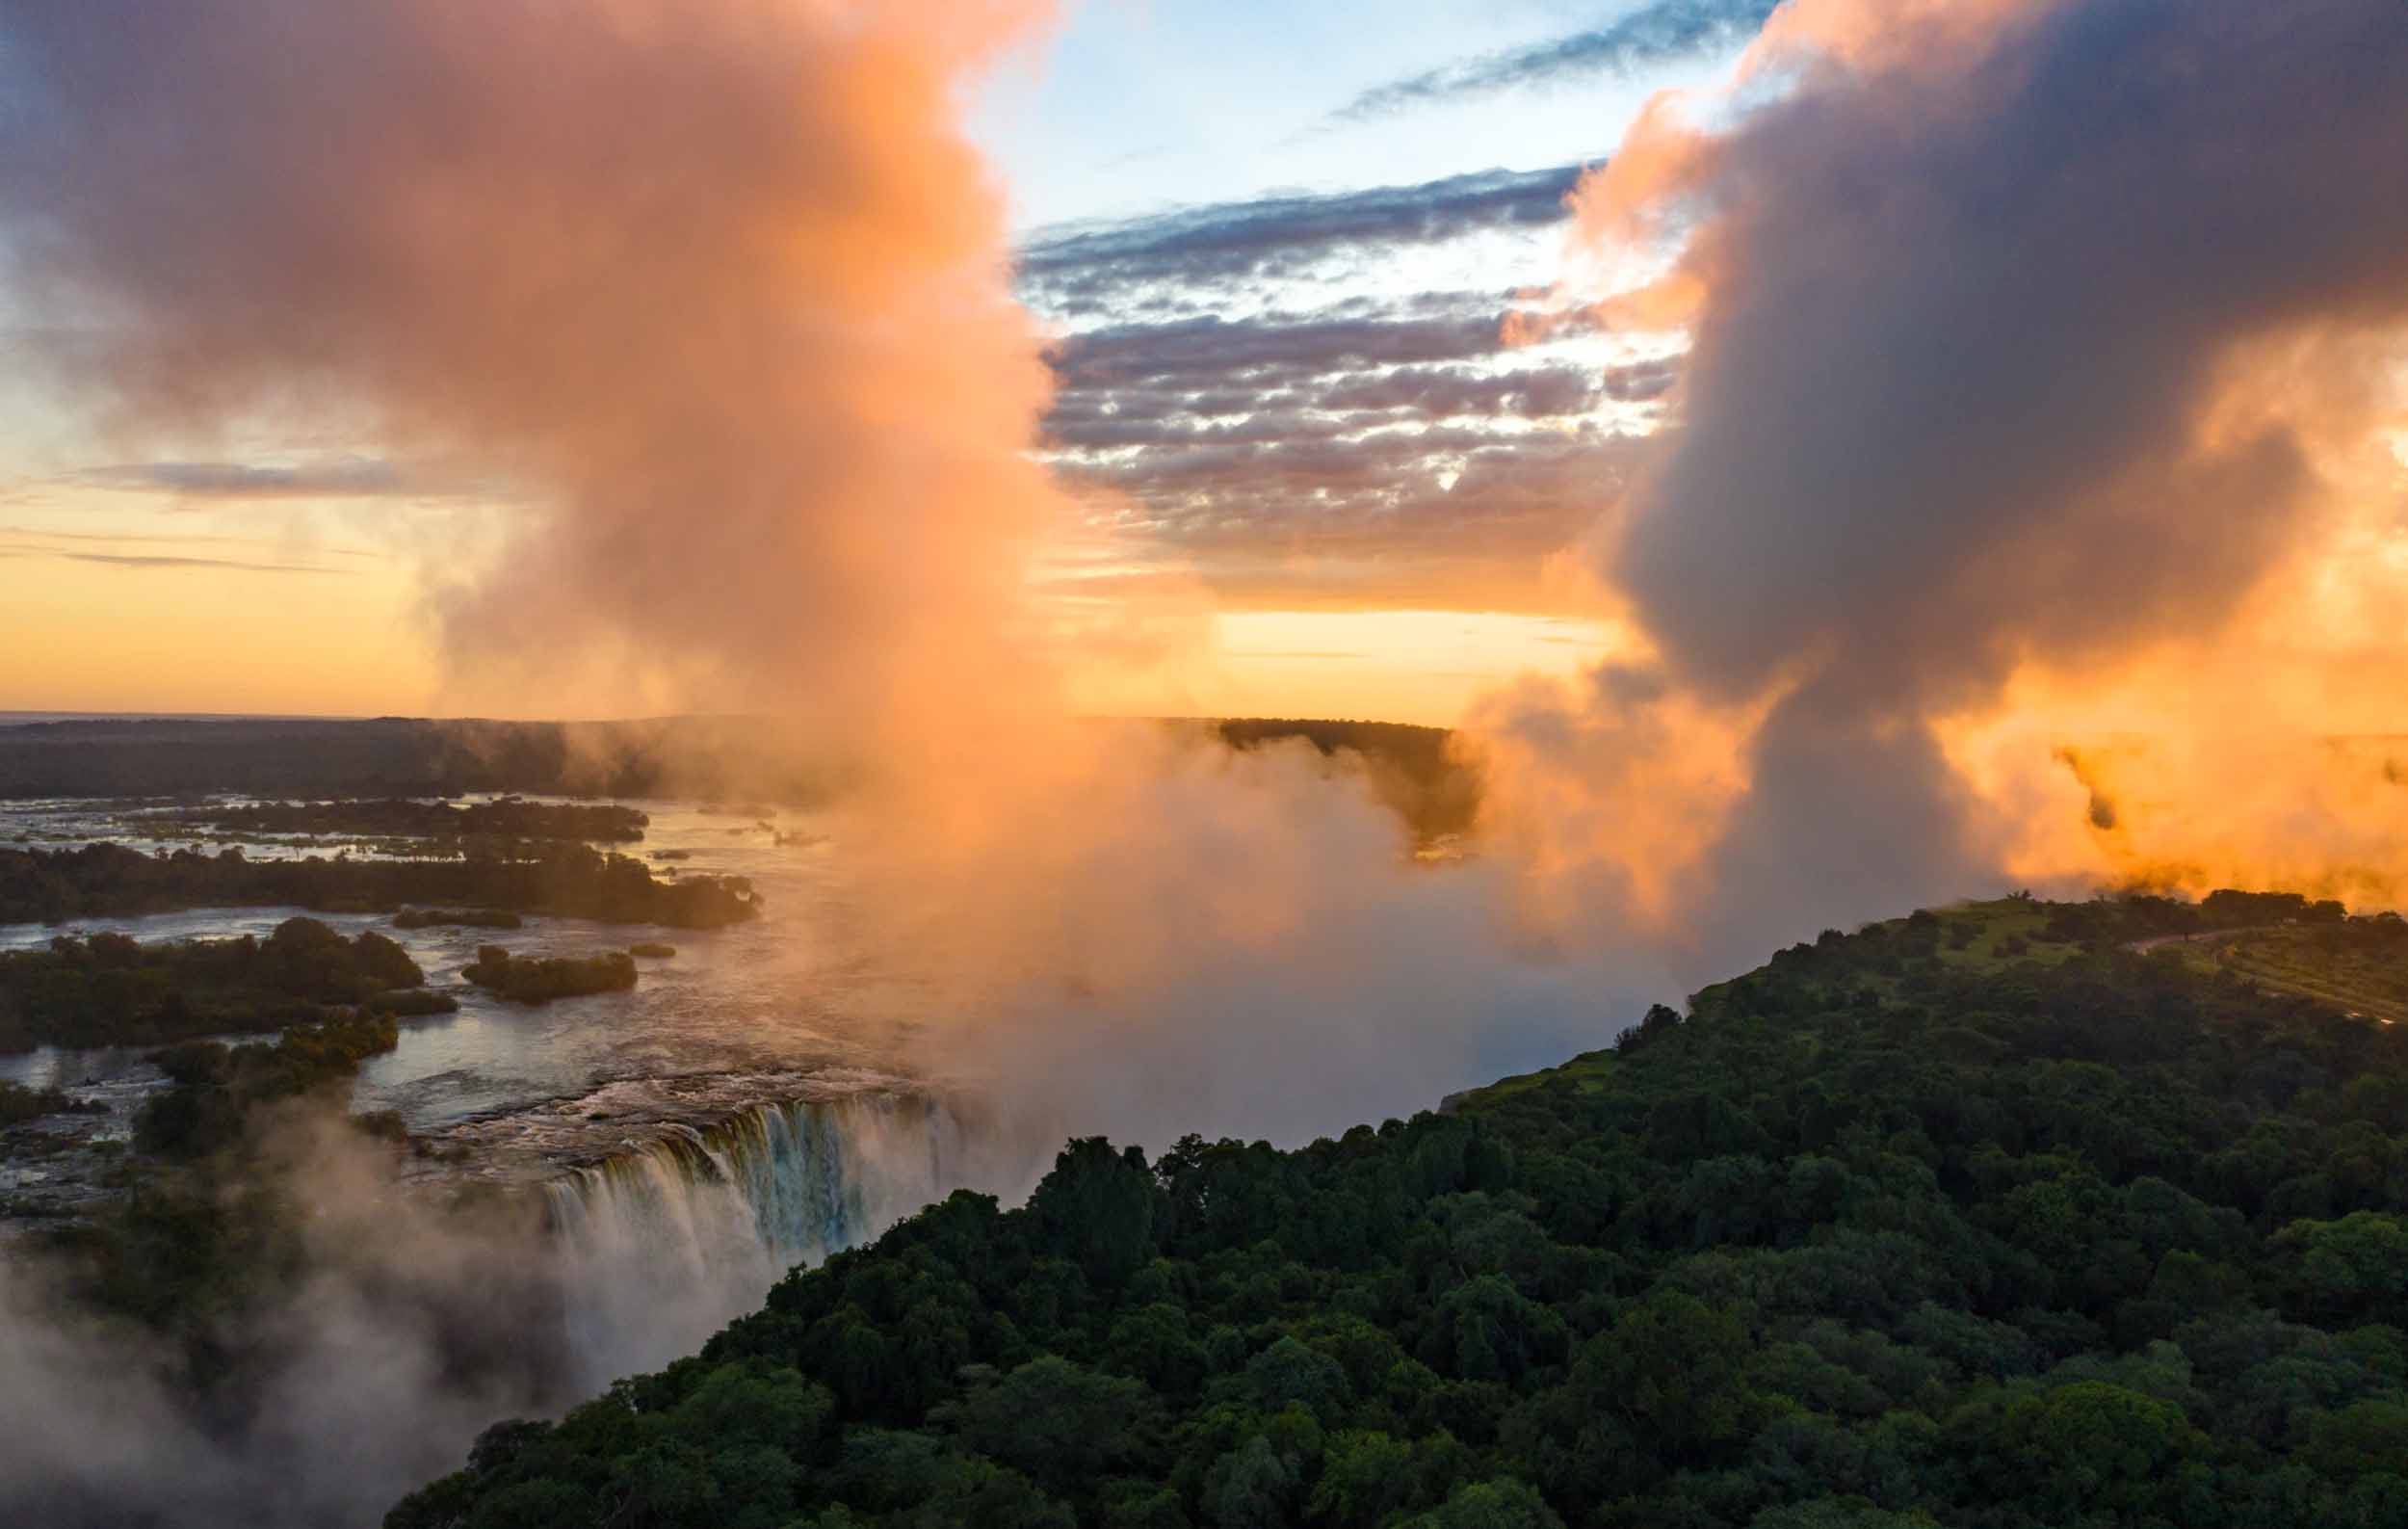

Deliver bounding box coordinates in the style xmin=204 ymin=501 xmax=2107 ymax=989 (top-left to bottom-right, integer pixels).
xmin=0 ymin=1108 xmax=569 ymax=1527
xmin=1477 ymin=0 xmax=2408 ymax=951
xmin=0 ymin=0 xmax=1063 ymax=731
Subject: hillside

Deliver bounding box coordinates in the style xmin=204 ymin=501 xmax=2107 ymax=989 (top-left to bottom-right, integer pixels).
xmin=391 ymin=897 xmax=2408 ymax=1529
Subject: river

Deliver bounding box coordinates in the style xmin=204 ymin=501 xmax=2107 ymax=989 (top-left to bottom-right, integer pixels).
xmin=0 ymin=793 xmax=1057 ymax=1377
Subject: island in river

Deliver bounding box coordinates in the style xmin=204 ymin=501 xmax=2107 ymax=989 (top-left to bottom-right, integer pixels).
xmin=0 ymin=840 xmax=758 ymax=929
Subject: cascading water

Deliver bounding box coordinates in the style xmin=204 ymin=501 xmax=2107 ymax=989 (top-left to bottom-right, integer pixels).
xmin=542 ymin=1090 xmax=970 ymax=1384
xmin=547 ymin=1092 xmax=962 ymax=1270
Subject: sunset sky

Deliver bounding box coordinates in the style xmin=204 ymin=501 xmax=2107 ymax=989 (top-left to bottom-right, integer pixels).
xmin=0 ymin=0 xmax=1762 ymax=725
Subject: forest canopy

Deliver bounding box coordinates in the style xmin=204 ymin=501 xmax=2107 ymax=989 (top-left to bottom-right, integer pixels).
xmin=389 ymin=895 xmax=2408 ymax=1529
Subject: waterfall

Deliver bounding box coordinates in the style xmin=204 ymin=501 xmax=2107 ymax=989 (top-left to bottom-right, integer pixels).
xmin=541 ymin=1090 xmax=968 ymax=1384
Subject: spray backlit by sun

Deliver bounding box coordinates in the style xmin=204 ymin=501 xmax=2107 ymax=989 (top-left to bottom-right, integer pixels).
xmin=1469 ymin=0 xmax=2408 ymax=949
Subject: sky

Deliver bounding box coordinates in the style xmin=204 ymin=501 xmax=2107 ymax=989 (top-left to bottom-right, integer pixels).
xmin=0 ymin=0 xmax=1766 ymax=725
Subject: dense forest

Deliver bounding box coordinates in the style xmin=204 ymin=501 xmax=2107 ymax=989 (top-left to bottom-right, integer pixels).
xmin=388 ymin=895 xmax=2408 ymax=1529
xmin=159 ymin=796 xmax=650 ymax=844
xmin=0 ymin=841 xmax=758 ymax=929
xmin=0 ymin=916 xmax=444 ymax=1051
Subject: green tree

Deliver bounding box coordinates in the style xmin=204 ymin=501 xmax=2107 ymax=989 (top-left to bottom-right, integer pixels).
xmin=947 ymin=1356 xmax=1160 ymax=1492
xmin=1582 ymin=1292 xmax=1760 ymax=1454
xmin=1402 ymin=1478 xmax=1563 ymax=1529
xmin=1203 ymin=1435 xmax=1296 ymax=1529
xmin=1032 ymin=1138 xmax=1165 ymax=1288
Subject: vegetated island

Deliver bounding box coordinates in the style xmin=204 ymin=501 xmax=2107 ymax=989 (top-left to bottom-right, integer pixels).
xmin=0 ymin=916 xmax=453 ymax=1052
xmin=131 ymin=1010 xmax=404 ymax=1161
xmin=0 ymin=841 xmax=759 ymax=929
xmin=156 ymin=796 xmax=650 ymax=844
xmin=462 ymin=945 xmax=639 ymax=1005
xmin=391 ymin=890 xmax=2408 ymax=1529
xmin=629 ymin=941 xmax=676 ymax=959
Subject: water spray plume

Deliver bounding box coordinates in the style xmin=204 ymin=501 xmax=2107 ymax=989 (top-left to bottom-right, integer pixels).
xmin=1474 ymin=0 xmax=2408 ymax=955
xmin=0 ymin=0 xmax=1064 ymax=739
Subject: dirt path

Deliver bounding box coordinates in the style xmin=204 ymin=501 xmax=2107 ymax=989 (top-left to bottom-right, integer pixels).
xmin=2122 ymin=926 xmax=2276 ymax=955
xmin=2118 ymin=924 xmax=2406 ymax=1025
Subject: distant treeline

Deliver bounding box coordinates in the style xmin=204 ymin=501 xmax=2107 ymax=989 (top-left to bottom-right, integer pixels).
xmin=164 ymin=796 xmax=650 ymax=843
xmin=2035 ymin=888 xmax=2359 ymax=944
xmin=0 ymin=842 xmax=759 ymax=929
xmin=0 ymin=916 xmax=438 ymax=1052
xmin=0 ymin=715 xmax=849 ymax=803
xmin=0 ymin=716 xmax=1486 ymax=843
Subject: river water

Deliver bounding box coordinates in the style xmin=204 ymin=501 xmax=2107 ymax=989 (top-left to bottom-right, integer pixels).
xmin=5 ymin=798 xmax=918 ymax=1139
xmin=0 ymin=794 xmax=1057 ymax=1373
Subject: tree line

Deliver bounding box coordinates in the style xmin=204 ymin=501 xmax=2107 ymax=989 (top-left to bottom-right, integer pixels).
xmin=0 ymin=841 xmax=758 ymax=930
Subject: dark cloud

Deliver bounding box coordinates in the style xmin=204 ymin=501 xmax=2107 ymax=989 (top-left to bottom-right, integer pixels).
xmin=1019 ymin=165 xmax=1582 ymax=306
xmin=1045 ymin=309 xmax=1509 ymax=389
xmin=0 ymin=523 xmax=379 ymax=557
xmin=1054 ymin=423 xmax=1642 ymax=611
xmin=66 ymin=551 xmax=353 ymax=573
xmin=0 ymin=542 xmax=355 ymax=574
xmin=1600 ymin=357 xmax=1680 ymax=403
xmin=1040 ymin=366 xmax=1601 ymax=453
xmin=1019 ymin=165 xmax=1640 ymax=611
xmin=1331 ymin=0 xmax=1779 ymax=122
xmin=1317 ymin=364 xmax=1601 ymax=418
xmin=81 ymin=460 xmax=419 ymax=499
